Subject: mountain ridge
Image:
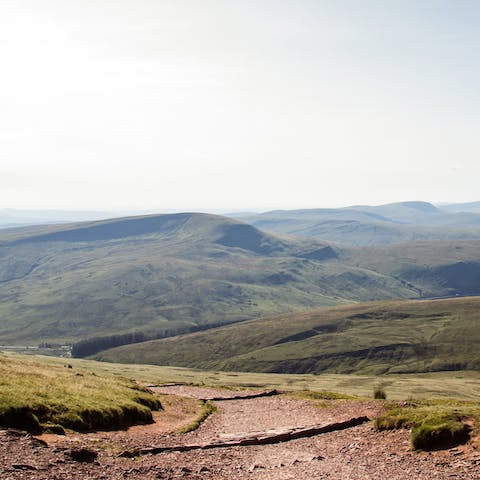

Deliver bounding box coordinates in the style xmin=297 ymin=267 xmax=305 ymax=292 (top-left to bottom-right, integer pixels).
xmin=237 ymin=201 xmax=480 ymax=246
xmin=1 ymin=211 xmax=480 ymax=349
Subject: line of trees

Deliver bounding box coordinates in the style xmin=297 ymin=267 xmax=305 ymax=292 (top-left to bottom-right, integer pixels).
xmin=71 ymin=319 xmax=245 ymax=358
xmin=71 ymin=331 xmax=149 ymax=358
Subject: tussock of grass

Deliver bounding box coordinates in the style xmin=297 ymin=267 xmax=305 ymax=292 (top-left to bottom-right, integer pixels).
xmin=179 ymin=400 xmax=217 ymax=434
xmin=375 ymin=399 xmax=478 ymax=451
xmin=373 ymin=385 xmax=387 ymax=399
xmin=0 ymin=354 xmax=161 ymax=433
xmin=412 ymin=419 xmax=470 ymax=451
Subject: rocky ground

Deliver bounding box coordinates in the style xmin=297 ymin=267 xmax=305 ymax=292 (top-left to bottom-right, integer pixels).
xmin=2 ymin=385 xmax=480 ymax=479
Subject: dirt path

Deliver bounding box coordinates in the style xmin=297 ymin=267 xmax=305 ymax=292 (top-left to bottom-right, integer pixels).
xmin=2 ymin=385 xmax=480 ymax=479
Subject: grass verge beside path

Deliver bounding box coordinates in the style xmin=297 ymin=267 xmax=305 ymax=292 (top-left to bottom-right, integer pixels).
xmin=179 ymin=400 xmax=217 ymax=434
xmin=0 ymin=353 xmax=161 ymax=433
xmin=27 ymin=354 xmax=480 ymax=401
xmin=375 ymin=399 xmax=480 ymax=451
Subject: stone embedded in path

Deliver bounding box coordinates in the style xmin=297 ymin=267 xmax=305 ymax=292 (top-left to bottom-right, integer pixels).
xmin=12 ymin=463 xmax=37 ymax=470
xmin=67 ymin=448 xmax=98 ymax=463
xmin=200 ymin=389 xmax=279 ymax=402
xmin=118 ymin=416 xmax=370 ymax=458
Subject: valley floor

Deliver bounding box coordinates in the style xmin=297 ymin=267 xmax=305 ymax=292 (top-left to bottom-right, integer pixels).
xmin=2 ymin=385 xmax=479 ymax=479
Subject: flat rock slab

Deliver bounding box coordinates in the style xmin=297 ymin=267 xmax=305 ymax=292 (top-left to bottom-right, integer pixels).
xmin=200 ymin=389 xmax=278 ymax=402
xmin=119 ymin=416 xmax=370 ymax=457
xmin=150 ymin=384 xmax=278 ymax=400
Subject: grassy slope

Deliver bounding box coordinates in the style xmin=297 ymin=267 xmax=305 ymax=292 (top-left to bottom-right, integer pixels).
xmin=96 ymin=297 xmax=480 ymax=375
xmin=0 ymin=213 xmax=419 ymax=345
xmin=1 ymin=212 xmax=480 ymax=346
xmin=0 ymin=353 xmax=161 ymax=433
xmin=14 ymin=353 xmax=480 ymax=401
xmin=343 ymin=240 xmax=480 ymax=297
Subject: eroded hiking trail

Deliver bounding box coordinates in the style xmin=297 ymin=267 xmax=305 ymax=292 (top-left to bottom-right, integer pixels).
xmin=2 ymin=385 xmax=480 ymax=479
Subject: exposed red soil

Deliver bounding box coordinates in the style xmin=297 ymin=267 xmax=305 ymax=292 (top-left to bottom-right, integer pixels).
xmin=2 ymin=385 xmax=480 ymax=479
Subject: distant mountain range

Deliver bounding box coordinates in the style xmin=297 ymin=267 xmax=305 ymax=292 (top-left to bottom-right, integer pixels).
xmin=236 ymin=201 xmax=480 ymax=246
xmin=440 ymin=201 xmax=480 ymax=214
xmin=2 ymin=200 xmax=480 ymax=235
xmin=0 ymin=208 xmax=119 ymax=228
xmin=1 ymin=209 xmax=480 ymax=350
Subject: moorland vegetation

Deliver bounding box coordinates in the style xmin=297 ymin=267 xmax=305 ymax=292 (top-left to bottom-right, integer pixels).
xmin=1 ymin=208 xmax=480 ymax=356
xmin=95 ymin=297 xmax=480 ymax=375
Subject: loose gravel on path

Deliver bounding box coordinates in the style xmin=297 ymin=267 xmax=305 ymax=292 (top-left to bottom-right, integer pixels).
xmin=2 ymin=385 xmax=480 ymax=479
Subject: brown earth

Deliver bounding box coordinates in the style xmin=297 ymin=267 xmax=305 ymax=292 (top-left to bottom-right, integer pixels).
xmin=2 ymin=385 xmax=480 ymax=479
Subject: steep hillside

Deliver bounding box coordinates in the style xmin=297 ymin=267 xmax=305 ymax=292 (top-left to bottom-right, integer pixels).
xmin=96 ymin=297 xmax=480 ymax=375
xmin=342 ymin=240 xmax=480 ymax=297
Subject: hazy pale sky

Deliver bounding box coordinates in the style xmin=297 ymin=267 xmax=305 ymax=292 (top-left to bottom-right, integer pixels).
xmin=1 ymin=0 xmax=479 ymax=211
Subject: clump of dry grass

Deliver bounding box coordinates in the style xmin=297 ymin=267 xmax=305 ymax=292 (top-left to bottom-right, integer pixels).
xmin=373 ymin=385 xmax=387 ymax=399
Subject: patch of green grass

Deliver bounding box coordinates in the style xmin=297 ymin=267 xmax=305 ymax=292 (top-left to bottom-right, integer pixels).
xmin=288 ymin=389 xmax=356 ymax=401
xmin=179 ymin=400 xmax=217 ymax=434
xmin=411 ymin=419 xmax=470 ymax=451
xmin=375 ymin=399 xmax=479 ymax=450
xmin=0 ymin=353 xmax=161 ymax=433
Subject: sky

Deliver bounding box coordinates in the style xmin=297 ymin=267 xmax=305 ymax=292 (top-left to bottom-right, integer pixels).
xmin=1 ymin=0 xmax=479 ymax=212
